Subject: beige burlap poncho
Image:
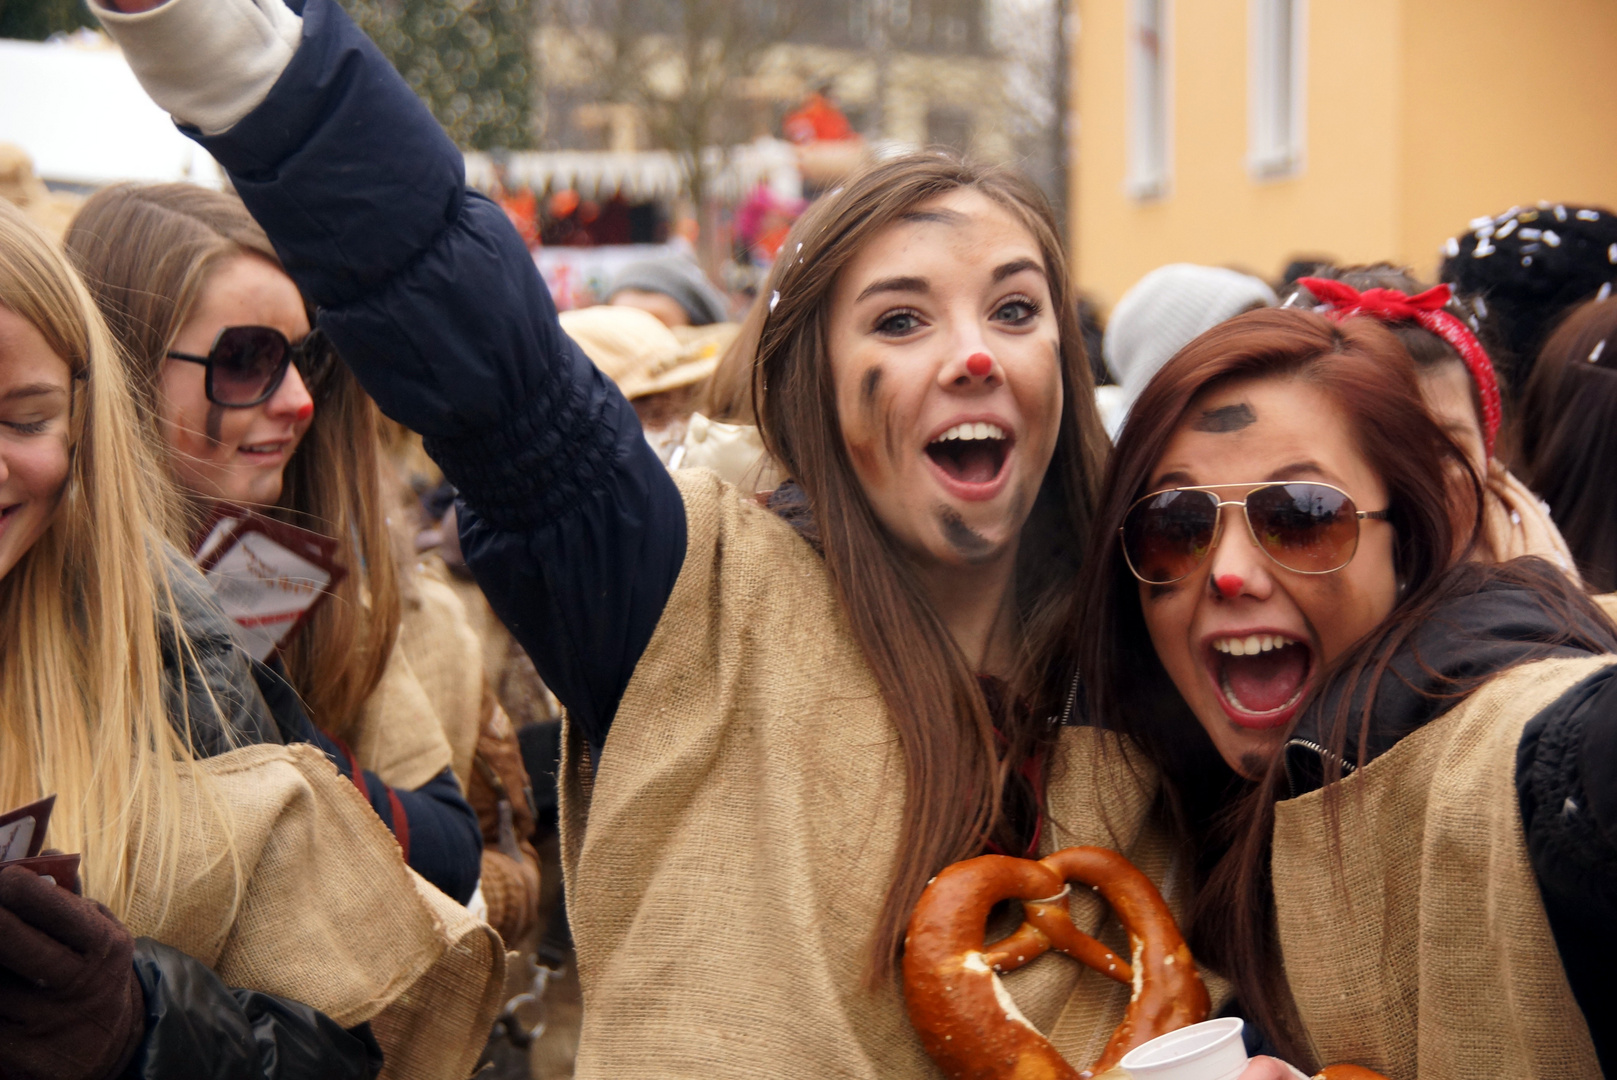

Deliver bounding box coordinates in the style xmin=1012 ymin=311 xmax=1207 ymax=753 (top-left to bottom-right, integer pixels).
xmin=559 ymin=470 xmax=1176 ymax=1079
xmin=124 ymin=742 xmax=505 ymax=1080
xmin=1272 ymin=655 xmax=1610 ymax=1079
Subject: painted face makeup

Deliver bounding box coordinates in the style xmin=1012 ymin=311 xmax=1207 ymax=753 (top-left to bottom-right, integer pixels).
xmin=1136 ymin=377 xmax=1399 ymax=777
xmin=0 ymin=304 xmax=74 ymax=582
xmin=159 ymin=254 xmax=316 ymax=507
xmin=826 ymin=188 xmax=1063 ymax=573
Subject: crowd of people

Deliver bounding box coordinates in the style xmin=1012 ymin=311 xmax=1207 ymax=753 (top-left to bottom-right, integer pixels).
xmin=0 ymin=0 xmax=1612 ymax=1077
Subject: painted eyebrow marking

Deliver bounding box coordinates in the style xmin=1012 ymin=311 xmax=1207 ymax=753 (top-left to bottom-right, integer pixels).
xmin=1192 ymin=403 xmax=1256 ymax=433
xmin=899 ymin=208 xmax=967 ymax=225
xmin=855 ymin=275 xmax=930 ymax=303
xmin=992 ymin=258 xmax=1045 ymax=283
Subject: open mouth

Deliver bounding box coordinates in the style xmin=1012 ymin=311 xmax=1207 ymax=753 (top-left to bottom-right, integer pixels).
xmin=925 ymin=422 xmax=1010 ymax=486
xmin=1206 ymin=633 xmax=1314 ymax=729
xmin=238 ymin=441 xmax=290 ymax=457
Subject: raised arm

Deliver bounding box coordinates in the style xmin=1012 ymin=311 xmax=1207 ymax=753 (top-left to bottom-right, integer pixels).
xmin=96 ymin=0 xmax=686 ymax=753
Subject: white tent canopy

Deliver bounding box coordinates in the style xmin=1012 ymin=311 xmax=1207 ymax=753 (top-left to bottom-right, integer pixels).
xmin=465 ymin=138 xmax=802 ymax=204
xmin=0 ymin=34 xmax=225 ymax=188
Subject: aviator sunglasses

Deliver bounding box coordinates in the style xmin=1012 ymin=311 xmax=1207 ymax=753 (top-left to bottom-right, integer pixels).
xmin=166 ymin=326 xmax=336 ymax=408
xmin=1121 ymin=481 xmax=1391 ymax=585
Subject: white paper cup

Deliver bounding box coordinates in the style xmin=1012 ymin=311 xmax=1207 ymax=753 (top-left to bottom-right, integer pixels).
xmin=1119 ymin=1017 xmax=1248 ymax=1080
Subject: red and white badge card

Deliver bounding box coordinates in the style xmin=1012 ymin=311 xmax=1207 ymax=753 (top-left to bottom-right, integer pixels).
xmin=0 ymin=795 xmax=79 ymax=892
xmin=193 ymin=505 xmax=348 ymax=662
xmin=0 ymin=795 xmax=53 ymax=862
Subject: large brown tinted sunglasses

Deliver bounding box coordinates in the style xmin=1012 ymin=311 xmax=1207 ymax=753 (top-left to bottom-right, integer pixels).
xmin=1121 ymin=481 xmax=1391 ymax=585
xmin=167 ymin=326 xmax=336 ymax=408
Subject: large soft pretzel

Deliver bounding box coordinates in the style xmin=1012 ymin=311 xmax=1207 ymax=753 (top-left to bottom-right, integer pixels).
xmin=903 ymin=846 xmax=1210 ymax=1079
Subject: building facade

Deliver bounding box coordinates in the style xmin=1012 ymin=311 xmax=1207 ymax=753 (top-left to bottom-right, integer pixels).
xmin=1071 ymin=0 xmax=1617 ymax=307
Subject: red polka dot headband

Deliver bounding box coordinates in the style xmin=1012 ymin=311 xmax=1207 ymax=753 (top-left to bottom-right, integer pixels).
xmin=1298 ymin=277 xmax=1503 ymax=457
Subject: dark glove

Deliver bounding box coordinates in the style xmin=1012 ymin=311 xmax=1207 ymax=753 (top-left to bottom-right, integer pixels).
xmin=0 ymin=865 xmax=145 ymax=1080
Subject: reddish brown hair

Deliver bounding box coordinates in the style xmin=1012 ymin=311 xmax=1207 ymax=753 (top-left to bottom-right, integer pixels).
xmin=753 ymin=152 xmax=1109 ymax=983
xmin=1075 ymin=308 xmax=1488 ymax=1059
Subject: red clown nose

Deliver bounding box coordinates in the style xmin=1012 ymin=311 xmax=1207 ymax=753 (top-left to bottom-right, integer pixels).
xmin=966 ymin=353 xmax=993 ymax=378
xmin=1215 ymin=574 xmax=1243 ymax=599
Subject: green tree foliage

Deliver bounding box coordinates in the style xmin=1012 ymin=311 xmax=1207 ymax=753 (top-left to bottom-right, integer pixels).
xmin=0 ymin=0 xmax=95 ymax=41
xmin=340 ymin=0 xmax=534 ymax=150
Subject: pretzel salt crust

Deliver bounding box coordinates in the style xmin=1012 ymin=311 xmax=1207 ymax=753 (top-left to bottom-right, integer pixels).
xmin=903 ymin=847 xmax=1210 ymax=1079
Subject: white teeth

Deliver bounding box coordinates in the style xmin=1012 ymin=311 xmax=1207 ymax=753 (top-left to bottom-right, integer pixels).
xmin=932 ymin=422 xmax=1008 ymax=444
xmin=1213 ymin=634 xmax=1298 ymax=655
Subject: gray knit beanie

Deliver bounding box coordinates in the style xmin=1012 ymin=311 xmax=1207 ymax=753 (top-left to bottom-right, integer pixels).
xmin=608 ymin=256 xmax=730 ymax=326
xmin=1101 ymin=264 xmax=1278 ymax=436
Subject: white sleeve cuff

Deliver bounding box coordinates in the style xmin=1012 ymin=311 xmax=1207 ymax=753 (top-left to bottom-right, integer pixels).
xmin=94 ymin=0 xmax=302 ymax=136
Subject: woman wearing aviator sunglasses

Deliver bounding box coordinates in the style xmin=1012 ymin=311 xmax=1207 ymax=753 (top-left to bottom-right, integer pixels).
xmin=1078 ymin=308 xmax=1617 ymax=1077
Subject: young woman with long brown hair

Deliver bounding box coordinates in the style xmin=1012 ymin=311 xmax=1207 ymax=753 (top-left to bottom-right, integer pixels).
xmin=1076 ymin=308 xmax=1616 ymax=1077
xmin=64 ymin=182 xmax=493 ymax=906
xmin=87 ymin=0 xmax=1219 ymax=1072
xmin=0 ymin=198 xmax=501 ymax=1080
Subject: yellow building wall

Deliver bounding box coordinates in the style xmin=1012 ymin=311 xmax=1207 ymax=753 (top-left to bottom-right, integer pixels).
xmin=1070 ymin=0 xmax=1617 ymax=309
xmin=1399 ymin=0 xmax=1617 ymax=280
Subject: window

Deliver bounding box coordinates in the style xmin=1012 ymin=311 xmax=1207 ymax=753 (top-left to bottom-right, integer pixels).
xmin=1249 ymin=0 xmax=1305 ymax=177
xmin=1127 ymin=0 xmax=1170 ymax=199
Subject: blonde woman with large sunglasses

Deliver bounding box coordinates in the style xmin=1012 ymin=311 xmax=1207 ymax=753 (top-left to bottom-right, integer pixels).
xmin=0 ymin=200 xmax=501 ymax=1080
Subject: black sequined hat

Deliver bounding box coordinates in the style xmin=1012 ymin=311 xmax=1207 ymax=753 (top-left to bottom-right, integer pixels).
xmin=1439 ymin=202 xmax=1617 ymax=394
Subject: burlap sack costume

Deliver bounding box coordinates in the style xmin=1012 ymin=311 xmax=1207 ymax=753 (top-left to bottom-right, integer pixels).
xmin=1272 ymin=655 xmax=1610 ymax=1079
xmin=125 ymin=742 xmax=505 ymax=1080
xmin=560 ymin=470 xmax=1188 ymax=1079
xmin=355 ymin=571 xmax=486 ymax=791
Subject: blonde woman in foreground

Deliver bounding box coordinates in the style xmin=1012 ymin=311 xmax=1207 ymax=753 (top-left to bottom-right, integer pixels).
xmin=0 ymin=200 xmax=501 ymax=1080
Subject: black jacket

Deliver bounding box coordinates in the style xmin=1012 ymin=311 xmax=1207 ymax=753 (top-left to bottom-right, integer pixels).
xmin=1285 ymin=577 xmax=1617 ymax=1073
xmin=160 ymin=548 xmax=283 ymax=756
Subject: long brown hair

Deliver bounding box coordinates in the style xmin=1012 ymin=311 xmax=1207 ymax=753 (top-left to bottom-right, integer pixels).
xmin=1518 ymin=297 xmax=1617 ymax=590
xmin=1077 ymin=308 xmax=1614 ymax=1061
xmin=751 ymin=152 xmax=1109 ymax=982
xmin=64 ymin=184 xmax=399 ymax=740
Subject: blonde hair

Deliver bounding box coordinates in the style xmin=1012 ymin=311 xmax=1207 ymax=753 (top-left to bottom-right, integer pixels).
xmin=66 ymin=184 xmax=400 ymax=741
xmin=0 ymin=199 xmax=227 ymax=918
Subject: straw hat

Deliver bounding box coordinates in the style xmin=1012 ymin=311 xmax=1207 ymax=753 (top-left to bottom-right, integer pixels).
xmin=559 ymin=305 xmax=721 ymax=400
xmin=0 ymin=144 xmax=82 ymax=241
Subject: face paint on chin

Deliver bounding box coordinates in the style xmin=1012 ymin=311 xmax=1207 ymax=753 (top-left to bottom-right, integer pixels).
xmin=937 ymin=506 xmax=993 ymax=560
xmin=1192 ymin=403 xmax=1256 ymax=433
xmin=1237 ymin=750 xmax=1271 ymax=780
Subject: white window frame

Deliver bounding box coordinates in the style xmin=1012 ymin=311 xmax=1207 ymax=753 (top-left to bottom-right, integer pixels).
xmin=1248 ymin=0 xmax=1306 ymax=179
xmin=1126 ymin=0 xmax=1171 ymax=200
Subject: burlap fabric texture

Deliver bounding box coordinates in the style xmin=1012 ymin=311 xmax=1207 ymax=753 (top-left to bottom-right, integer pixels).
xmin=355 ymin=569 xmax=486 ymax=791
xmin=1272 ymin=655 xmax=1610 ymax=1079
xmin=560 ymin=469 xmax=1189 ymax=1080
xmin=124 ymin=742 xmax=505 ymax=1080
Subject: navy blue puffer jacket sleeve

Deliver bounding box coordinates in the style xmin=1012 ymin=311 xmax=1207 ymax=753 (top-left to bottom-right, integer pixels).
xmin=186 ymin=0 xmax=685 ymax=756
